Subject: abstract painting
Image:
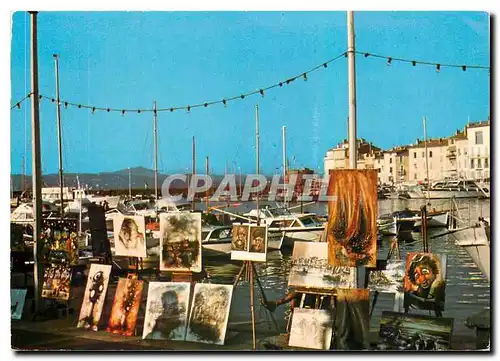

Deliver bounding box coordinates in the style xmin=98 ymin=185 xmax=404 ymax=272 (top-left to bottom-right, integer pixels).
xmin=404 ymin=253 xmax=447 ymax=313
xmin=334 ymin=288 xmax=370 ymax=350
xmin=113 ymin=215 xmax=147 ymax=258
xmin=288 ymin=242 xmax=356 ymax=290
xmin=327 ymin=170 xmax=378 ymax=267
xmin=288 ymin=308 xmax=333 ymax=350
xmin=185 ymin=283 xmax=233 ymax=345
xmin=106 ymin=275 xmax=144 ymax=336
xmin=41 ymin=219 xmax=79 ymax=265
xmin=160 ymin=212 xmax=202 ymax=273
xmin=368 ymin=260 xmax=405 ymax=293
xmin=378 ymin=311 xmax=454 ymax=350
xmin=77 ymin=264 xmax=112 ymax=331
xmin=41 ymin=265 xmax=72 ymax=300
xmin=231 ymin=225 xmax=267 ymax=262
xmin=142 ymin=282 xmax=191 ymax=341
xmin=11 ymin=289 xmax=27 ymax=320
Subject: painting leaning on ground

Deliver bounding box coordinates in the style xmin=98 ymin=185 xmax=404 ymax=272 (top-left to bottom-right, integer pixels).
xmin=185 ymin=283 xmax=233 ymax=345
xmin=327 ymin=170 xmax=378 ymax=268
xmin=107 ymin=276 xmax=144 ymax=336
xmin=378 ymin=311 xmax=454 ymax=350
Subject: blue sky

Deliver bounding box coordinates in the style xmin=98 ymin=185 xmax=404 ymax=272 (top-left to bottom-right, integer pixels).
xmin=10 ymin=11 xmax=490 ymax=175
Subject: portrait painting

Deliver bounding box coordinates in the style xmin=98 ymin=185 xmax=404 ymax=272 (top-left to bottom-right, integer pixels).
xmin=77 ymin=264 xmax=112 ymax=331
xmin=231 ymin=224 xmax=249 ymax=252
xmin=334 ymin=288 xmax=370 ymax=350
xmin=378 ymin=311 xmax=454 ymax=350
xmin=106 ymin=275 xmax=144 ymax=336
xmin=368 ymin=260 xmax=405 ymax=293
xmin=113 ymin=215 xmax=147 ymax=258
xmin=288 ymin=308 xmax=333 ymax=350
xmin=160 ymin=212 xmax=202 ymax=273
xmin=142 ymin=282 xmax=191 ymax=341
xmin=327 ymin=170 xmax=377 ymax=267
xmin=11 ymin=289 xmax=27 ymax=320
xmin=288 ymin=241 xmax=356 ymax=290
xmin=41 ymin=265 xmax=72 ymax=300
xmin=231 ymin=225 xmax=267 ymax=262
xmin=403 ymin=253 xmax=447 ymax=314
xmin=185 ymin=283 xmax=233 ymax=345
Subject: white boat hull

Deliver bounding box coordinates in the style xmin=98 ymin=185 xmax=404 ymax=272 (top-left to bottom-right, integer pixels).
xmin=280 ymin=229 xmax=324 ymax=248
xmin=451 ymin=224 xmax=490 ymax=281
xmin=414 ymin=212 xmax=449 ymax=228
xmin=407 ymin=190 xmax=484 ymax=199
xmin=202 ymin=241 xmax=232 ymax=256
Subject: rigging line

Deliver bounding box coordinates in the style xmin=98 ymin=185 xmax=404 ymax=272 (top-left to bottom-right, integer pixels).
xmin=356 ymin=51 xmax=490 ymax=69
xmin=21 ymin=51 xmax=347 ymax=113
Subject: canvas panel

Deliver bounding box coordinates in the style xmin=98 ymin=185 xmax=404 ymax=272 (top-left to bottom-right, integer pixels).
xmin=288 ymin=308 xmax=333 ymax=350
xmin=288 ymin=241 xmax=356 ymax=290
xmin=159 ymin=212 xmax=202 ymax=272
xmin=142 ymin=282 xmax=191 ymax=341
xmin=368 ymin=260 xmax=405 ymax=293
xmin=106 ymin=276 xmax=144 ymax=336
xmin=41 ymin=265 xmax=72 ymax=300
xmin=11 ymin=289 xmax=28 ymax=320
xmin=185 ymin=283 xmax=233 ymax=345
xmin=77 ymin=264 xmax=112 ymax=330
xmin=404 ymin=253 xmax=447 ymax=312
xmin=113 ymin=215 xmax=147 ymax=258
xmin=378 ymin=311 xmax=454 ymax=350
xmin=327 ymin=170 xmax=378 ymax=267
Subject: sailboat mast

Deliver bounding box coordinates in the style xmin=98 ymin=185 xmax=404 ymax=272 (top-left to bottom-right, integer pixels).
xmin=282 ymin=125 xmax=287 ymax=208
xmin=423 ymin=116 xmax=431 ymax=205
xmin=205 ymin=156 xmax=209 ymax=210
xmin=54 ymin=54 xmax=64 ymax=217
xmin=192 ymin=136 xmax=196 ymax=211
xmin=255 ymin=105 xmax=260 ymax=225
xmin=153 ymin=101 xmax=158 ymax=206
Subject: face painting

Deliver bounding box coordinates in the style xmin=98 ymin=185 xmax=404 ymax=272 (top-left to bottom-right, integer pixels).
xmin=413 ymin=265 xmax=436 ymax=289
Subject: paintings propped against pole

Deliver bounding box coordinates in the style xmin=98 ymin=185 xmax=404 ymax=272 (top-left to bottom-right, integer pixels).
xmin=334 ymin=288 xmax=370 ymax=350
xmin=142 ymin=282 xmax=191 ymax=341
xmin=77 ymin=264 xmax=112 ymax=331
xmin=41 ymin=219 xmax=79 ymax=265
xmin=160 ymin=212 xmax=202 ymax=273
xmin=231 ymin=224 xmax=267 ymax=262
xmin=185 ymin=283 xmax=233 ymax=345
xmin=368 ymin=260 xmax=405 ymax=293
xmin=288 ymin=241 xmax=356 ymax=290
xmin=113 ymin=215 xmax=147 ymax=258
xmin=403 ymin=253 xmax=447 ymax=313
xmin=288 ymin=308 xmax=333 ymax=350
xmin=106 ymin=275 xmax=144 ymax=336
xmin=11 ymin=289 xmax=27 ymax=320
xmin=378 ymin=311 xmax=454 ymax=350
xmin=327 ymin=170 xmax=378 ymax=267
xmin=41 ymin=265 xmax=72 ymax=300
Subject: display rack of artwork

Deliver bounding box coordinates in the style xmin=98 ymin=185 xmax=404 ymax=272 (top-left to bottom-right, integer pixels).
xmin=77 ymin=264 xmax=112 ymax=331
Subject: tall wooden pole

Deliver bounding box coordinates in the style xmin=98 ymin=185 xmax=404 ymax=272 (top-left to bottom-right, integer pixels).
xmin=53 ymin=54 xmax=64 ymax=217
xmin=423 ymin=116 xmax=431 ymax=205
xmin=30 ymin=11 xmax=43 ymax=314
xmin=347 ymin=11 xmax=358 ymax=169
xmin=255 ymin=105 xmax=260 ymax=225
xmin=192 ymin=136 xmax=196 ymax=211
xmin=128 ymin=167 xmax=132 ymax=198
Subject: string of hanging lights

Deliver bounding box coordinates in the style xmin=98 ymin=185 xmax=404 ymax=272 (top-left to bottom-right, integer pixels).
xmin=10 ymin=49 xmax=490 ymax=113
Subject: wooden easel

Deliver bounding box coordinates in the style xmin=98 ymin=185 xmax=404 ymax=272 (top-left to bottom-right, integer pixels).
xmin=233 ymin=260 xmax=279 ymax=351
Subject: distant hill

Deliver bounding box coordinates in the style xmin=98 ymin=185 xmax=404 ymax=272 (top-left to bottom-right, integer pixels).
xmin=10 ymin=167 xmax=262 ymax=192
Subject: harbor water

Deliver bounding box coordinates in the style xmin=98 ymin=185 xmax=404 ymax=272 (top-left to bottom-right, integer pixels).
xmin=202 ymin=198 xmax=490 ymax=339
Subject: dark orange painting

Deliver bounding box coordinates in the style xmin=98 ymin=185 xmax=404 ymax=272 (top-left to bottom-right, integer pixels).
xmin=106 ymin=275 xmax=144 ymax=336
xmin=327 ymin=170 xmax=377 ymax=267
